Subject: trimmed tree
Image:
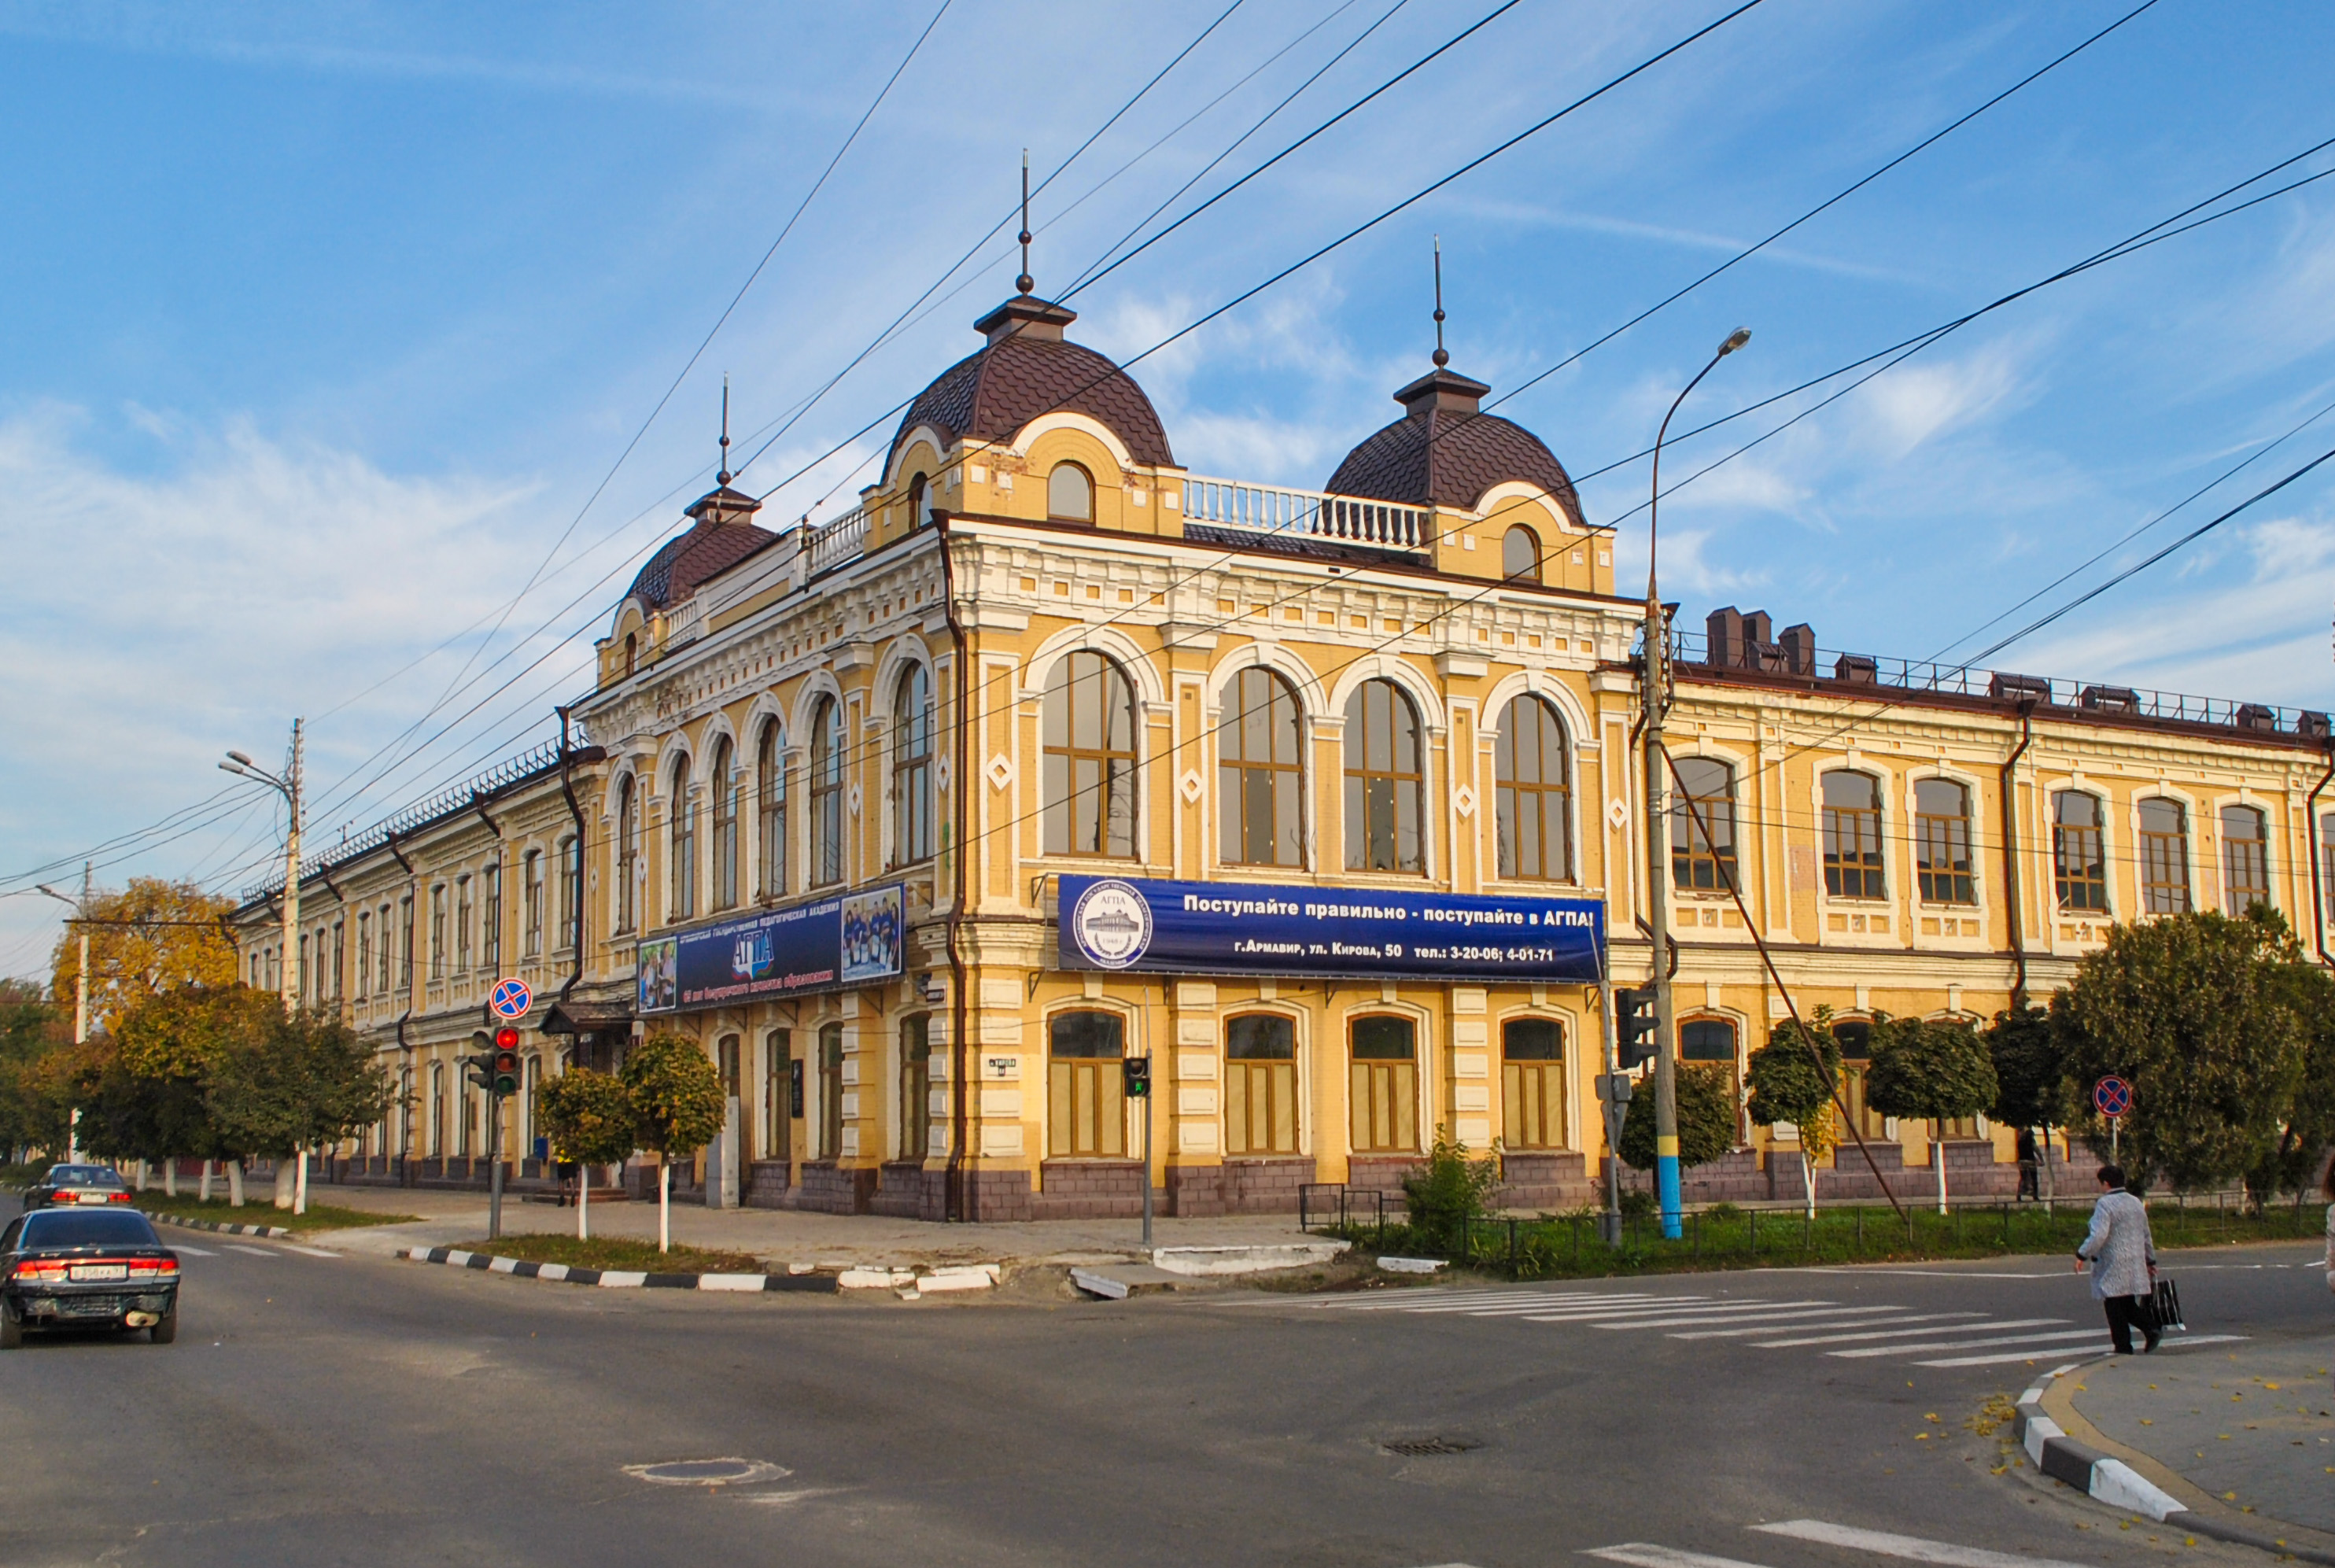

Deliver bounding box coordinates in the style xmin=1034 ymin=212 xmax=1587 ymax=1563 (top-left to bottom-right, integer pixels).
xmin=1747 ymin=1008 xmax=1842 ymax=1218
xmin=1986 ymin=1004 xmax=2071 ymax=1209
xmin=2248 ymin=940 xmax=2335 ymax=1208
xmin=534 ymin=1067 xmax=638 ymax=1240
xmin=622 ymin=1033 xmax=726 ymax=1253
xmin=2056 ymin=909 xmax=2305 ymax=1196
xmin=205 ymin=1006 xmax=395 ymax=1215
xmin=113 ymin=985 xmax=279 ymax=1201
xmin=1618 ymin=1062 xmax=1738 ymax=1175
xmin=1864 ymin=1015 xmax=1998 ymax=1213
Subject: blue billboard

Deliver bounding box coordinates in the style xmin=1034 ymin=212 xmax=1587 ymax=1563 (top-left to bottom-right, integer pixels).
xmin=1056 ymin=875 xmax=1604 ymax=985
xmin=640 ymin=884 xmax=906 ymax=1014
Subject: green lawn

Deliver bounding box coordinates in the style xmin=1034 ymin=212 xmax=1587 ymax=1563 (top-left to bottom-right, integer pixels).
xmin=133 ymin=1193 xmax=419 ymax=1234
xmin=448 ymin=1233 xmax=769 ymax=1275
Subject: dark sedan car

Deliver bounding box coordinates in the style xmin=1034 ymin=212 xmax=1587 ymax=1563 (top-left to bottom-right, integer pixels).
xmin=22 ymin=1163 xmax=133 ymax=1212
xmin=2 ymin=1208 xmax=179 ymax=1346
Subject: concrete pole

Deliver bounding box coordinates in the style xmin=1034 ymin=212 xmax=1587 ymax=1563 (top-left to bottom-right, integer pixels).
xmin=279 ymin=718 xmax=303 ymax=1016
xmin=68 ymin=930 xmax=87 ymax=1163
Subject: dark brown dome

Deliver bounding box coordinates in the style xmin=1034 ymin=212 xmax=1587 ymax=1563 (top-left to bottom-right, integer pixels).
xmin=890 ymin=295 xmax=1173 ymax=475
xmin=625 ymin=487 xmax=776 ymax=610
xmin=1326 ymin=368 xmax=1584 ymax=527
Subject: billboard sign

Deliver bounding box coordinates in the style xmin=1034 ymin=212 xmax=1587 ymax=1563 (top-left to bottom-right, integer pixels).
xmin=637 ymin=884 xmax=905 ymax=1014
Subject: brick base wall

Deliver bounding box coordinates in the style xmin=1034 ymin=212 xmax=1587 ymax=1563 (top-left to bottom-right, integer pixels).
xmin=743 ymin=1160 xmax=791 ymax=1208
xmin=871 ymin=1161 xmax=937 ymax=1219
xmin=1345 ymin=1155 xmax=1422 ymax=1194
xmin=796 ymin=1160 xmax=878 ymax=1216
xmin=1031 ymin=1160 xmax=1147 ymax=1219
xmin=1166 ymin=1157 xmax=1316 ymax=1216
xmin=1497 ymin=1150 xmax=1594 ymax=1211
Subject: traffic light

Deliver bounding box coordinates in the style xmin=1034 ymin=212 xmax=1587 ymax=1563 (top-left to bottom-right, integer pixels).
xmin=1122 ymin=1055 xmax=1152 ymax=1098
xmin=490 ymin=1026 xmax=522 ymax=1098
xmin=466 ymin=1030 xmax=495 ymax=1090
xmin=1616 ymin=986 xmax=1661 ymax=1070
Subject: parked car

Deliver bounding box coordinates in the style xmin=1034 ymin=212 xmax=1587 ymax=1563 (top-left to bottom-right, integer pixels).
xmin=1 ymin=1208 xmax=179 ymax=1346
xmin=22 ymin=1164 xmax=133 ymax=1212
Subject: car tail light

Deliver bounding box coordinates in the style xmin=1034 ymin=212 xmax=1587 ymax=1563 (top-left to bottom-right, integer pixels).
xmin=13 ymin=1260 xmax=67 ymax=1281
xmin=108 ymin=1191 xmax=130 ymax=1203
xmin=127 ymin=1258 xmax=178 ymax=1276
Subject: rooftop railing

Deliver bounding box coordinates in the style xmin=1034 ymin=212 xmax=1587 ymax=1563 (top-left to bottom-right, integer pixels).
xmin=805 ymin=503 xmax=869 ymax=581
xmin=1182 ymin=476 xmax=1427 ymax=553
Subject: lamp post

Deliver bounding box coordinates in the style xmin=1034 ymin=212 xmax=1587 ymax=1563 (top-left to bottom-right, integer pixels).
xmin=221 ymin=721 xmax=307 ymax=1212
xmin=1643 ymin=328 xmax=1749 ymax=1241
xmin=32 ymin=882 xmax=87 ymax=1163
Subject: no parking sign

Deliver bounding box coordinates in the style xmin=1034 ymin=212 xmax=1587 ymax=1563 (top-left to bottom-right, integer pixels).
xmin=489 ymin=977 xmax=532 ymax=1020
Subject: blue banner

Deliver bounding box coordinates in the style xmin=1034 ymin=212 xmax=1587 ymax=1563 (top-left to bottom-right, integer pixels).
xmin=639 ymin=884 xmax=906 ymax=1014
xmin=1057 ymin=875 xmax=1604 ymax=985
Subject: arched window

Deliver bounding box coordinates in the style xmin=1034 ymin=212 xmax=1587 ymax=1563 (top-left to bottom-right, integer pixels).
xmin=762 ymin=1028 xmax=794 ymax=1163
xmin=559 ymin=836 xmax=581 ymax=950
xmin=1219 ymin=667 xmax=1303 ymax=867
xmin=817 ymin=1022 xmax=845 ymax=1159
xmin=522 ymin=849 xmax=544 ymax=956
xmin=1044 ymin=652 xmax=1137 ymax=857
xmin=429 ymin=1062 xmax=445 ymax=1157
xmin=623 ymin=632 xmax=636 ymax=678
xmin=522 ymin=1054 xmax=541 ymax=1155
xmin=757 ymin=721 xmax=787 ymax=900
xmin=2222 ymin=804 xmax=2269 ymax=912
xmin=1670 ymin=757 xmax=1736 ymax=891
xmin=1048 ymin=462 xmax=1093 ymax=522
xmin=1821 ymin=771 xmax=1885 ymax=899
xmin=1349 ymin=1016 xmax=1418 ymax=1154
xmin=670 ymin=754 xmax=697 ymax=921
xmin=811 ymin=698 xmax=844 ymax=887
xmin=615 ymin=775 xmax=638 ymax=934
xmin=1502 ymin=525 xmax=1541 ymax=583
xmin=1048 ymin=1010 xmax=1125 ymax=1158
xmin=1680 ymin=1018 xmax=1742 ymax=1141
xmin=1914 ymin=778 xmax=1974 ymax=905
xmin=2139 ymin=798 xmax=2191 ymax=913
xmin=898 ymin=1014 xmax=931 ymax=1160
xmin=2053 ymin=791 xmax=2108 ymax=912
xmin=906 ymin=471 xmax=929 ymax=532
xmin=1496 ymin=695 xmax=1570 ymax=880
xmin=1831 ymin=1017 xmax=1886 ymax=1138
xmin=1344 ymin=680 xmax=1423 ymax=873
xmin=481 ymin=863 xmax=500 ymax=970
xmin=1225 ymin=1014 xmax=1297 ymax=1157
xmin=1501 ymin=1018 xmax=1563 ymax=1150
xmin=710 ymin=738 xmax=739 ymax=910
xmin=893 ymin=665 xmax=935 ymax=865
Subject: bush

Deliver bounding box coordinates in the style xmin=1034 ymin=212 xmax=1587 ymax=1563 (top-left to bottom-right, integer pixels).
xmin=1400 ymin=1126 xmax=1499 ymax=1252
xmin=1618 ymin=1188 xmax=1657 ymax=1220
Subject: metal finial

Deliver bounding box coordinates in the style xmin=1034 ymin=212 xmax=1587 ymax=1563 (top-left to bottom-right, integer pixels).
xmin=1431 ymin=235 xmax=1448 ymax=369
xmin=717 ymin=375 xmax=732 ymax=485
xmin=1016 ymin=149 xmax=1035 ymax=296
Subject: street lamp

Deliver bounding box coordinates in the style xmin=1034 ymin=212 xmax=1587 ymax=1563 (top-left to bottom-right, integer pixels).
xmin=32 ymin=884 xmax=87 ymax=1162
xmin=224 ymin=721 xmax=308 ymax=1215
xmin=1642 ymin=327 xmax=1749 ymax=1242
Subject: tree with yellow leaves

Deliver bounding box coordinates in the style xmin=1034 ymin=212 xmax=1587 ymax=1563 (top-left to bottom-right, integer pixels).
xmin=48 ymin=879 xmax=235 ymax=1038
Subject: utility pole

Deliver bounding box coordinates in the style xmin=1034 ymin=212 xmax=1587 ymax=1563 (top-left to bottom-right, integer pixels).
xmin=1643 ymin=329 xmax=1749 ymax=1243
xmin=220 ymin=721 xmax=307 ymax=1211
xmin=33 ymin=873 xmax=90 ymax=1161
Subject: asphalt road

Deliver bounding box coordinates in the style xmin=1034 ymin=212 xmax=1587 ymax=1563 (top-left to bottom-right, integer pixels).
xmin=2 ymin=1195 xmax=2326 ymax=1568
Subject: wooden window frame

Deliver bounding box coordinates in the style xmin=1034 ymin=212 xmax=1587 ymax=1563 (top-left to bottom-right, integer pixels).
xmin=1348 ymin=1014 xmax=1419 ymax=1155
xmin=817 ymin=1023 xmax=845 ymax=1160
xmin=2138 ymin=797 xmax=2191 ymax=914
xmin=1047 ymin=1010 xmax=1127 ymax=1159
xmin=1670 ymin=757 xmax=1737 ymax=892
xmin=1821 ymin=771 xmax=1886 ymax=901
xmin=757 ymin=721 xmax=788 ymax=901
xmin=670 ymin=755 xmax=697 ymax=922
xmin=1042 ymin=651 xmax=1138 ymax=858
xmin=1913 ymin=777 xmax=1975 ymax=906
xmin=1225 ymin=1013 xmax=1298 ymax=1157
xmin=2053 ymin=791 xmax=2108 ymax=913
xmin=1499 ymin=1016 xmax=1566 ymax=1151
xmin=898 ymin=1014 xmax=931 ymax=1160
xmin=1219 ymin=667 xmax=1304 ymax=868
xmin=1495 ymin=695 xmax=1571 ymax=881
xmin=1344 ymin=679 xmax=1425 ymax=873
xmin=710 ymin=738 xmax=740 ymax=911
xmin=2221 ymin=804 xmax=2268 ymax=912
xmin=892 ymin=666 xmax=935 ymax=868
xmin=615 ymin=776 xmax=638 ymax=934
xmin=812 ymin=699 xmax=845 ymax=887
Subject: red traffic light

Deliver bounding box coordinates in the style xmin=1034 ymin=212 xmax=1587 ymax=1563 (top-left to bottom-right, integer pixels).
xmin=493 ymin=1026 xmax=520 ymax=1050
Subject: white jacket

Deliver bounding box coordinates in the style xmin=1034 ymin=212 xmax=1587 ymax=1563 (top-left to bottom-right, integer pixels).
xmin=2078 ymin=1189 xmax=2156 ymax=1300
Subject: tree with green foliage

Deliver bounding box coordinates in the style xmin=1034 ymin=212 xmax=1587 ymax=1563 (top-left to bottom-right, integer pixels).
xmin=1865 ymin=1014 xmax=1997 ymax=1213
xmin=112 ymin=984 xmax=282 ymax=1199
xmin=1400 ymin=1125 xmax=1499 ymax=1253
xmin=622 ymin=1033 xmax=726 ymax=1253
xmin=1619 ymin=1061 xmax=1737 ymax=1175
xmin=0 ymin=983 xmax=66 ymax=1160
xmin=1986 ymin=1003 xmax=2071 ymax=1208
xmin=2248 ymin=942 xmax=2335 ymax=1208
xmin=535 ymin=1067 xmax=638 ymax=1241
xmin=1747 ymin=1007 xmax=1842 ymax=1218
xmin=206 ymin=1005 xmax=395 ymax=1214
xmin=2056 ymin=909 xmax=2305 ymax=1198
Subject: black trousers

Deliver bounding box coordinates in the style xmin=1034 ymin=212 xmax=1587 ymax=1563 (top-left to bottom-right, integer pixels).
xmin=2102 ymin=1292 xmax=2156 ymax=1353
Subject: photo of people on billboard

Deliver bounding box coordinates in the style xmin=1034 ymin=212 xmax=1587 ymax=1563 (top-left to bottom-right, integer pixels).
xmin=840 ymin=885 xmax=903 ymax=983
xmin=636 ymin=936 xmax=679 ymax=1013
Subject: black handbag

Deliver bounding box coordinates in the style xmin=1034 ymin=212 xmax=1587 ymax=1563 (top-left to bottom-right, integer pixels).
xmin=2150 ymin=1275 xmax=2184 ymax=1331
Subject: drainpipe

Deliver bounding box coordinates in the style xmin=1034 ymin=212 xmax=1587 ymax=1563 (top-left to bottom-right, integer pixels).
xmin=2308 ymin=742 xmax=2335 ymax=968
xmin=555 ymin=707 xmax=588 ymax=1008
xmin=2001 ymin=701 xmax=2036 ymax=1012
xmin=935 ymin=512 xmax=974 ymax=1223
xmin=395 ymin=1007 xmax=416 ymax=1187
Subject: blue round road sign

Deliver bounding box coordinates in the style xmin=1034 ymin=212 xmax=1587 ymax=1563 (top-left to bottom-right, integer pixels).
xmin=2092 ymin=1075 xmax=2133 ymax=1119
xmin=489 ymin=977 xmax=533 ymax=1020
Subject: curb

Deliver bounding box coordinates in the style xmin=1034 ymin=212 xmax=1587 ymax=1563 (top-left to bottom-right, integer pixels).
xmin=400 ymin=1245 xmax=839 ymax=1293
xmin=151 ymin=1212 xmax=296 ymax=1240
xmin=2012 ymin=1363 xmax=2335 ymax=1566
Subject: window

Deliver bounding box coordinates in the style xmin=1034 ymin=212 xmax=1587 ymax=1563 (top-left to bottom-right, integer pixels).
xmin=1048 ymin=462 xmax=1093 ymax=522
xmin=812 ymin=698 xmax=845 ymax=887
xmin=893 ymin=666 xmax=935 ymax=865
xmin=1349 ymin=1016 xmax=1419 ymax=1154
xmin=818 ymin=1023 xmax=845 ymax=1159
xmin=523 ymin=850 xmax=544 ymax=957
xmin=899 ymin=1015 xmax=931 ymax=1160
xmin=1225 ymin=1015 xmax=1297 ymax=1157
xmin=482 ymin=862 xmax=501 ymax=970
xmin=763 ymin=1030 xmax=792 ymax=1163
xmin=250 ymin=950 xmax=261 ymax=989
xmin=1680 ymin=1017 xmax=1741 ymax=1142
xmin=1344 ymin=680 xmax=1424 ymax=873
xmin=758 ymin=721 xmax=788 ymax=900
xmin=623 ymin=632 xmax=636 ymax=678
xmin=1822 ymin=772 xmax=1885 ymax=900
xmin=1670 ymin=758 xmax=1737 ymax=891
xmin=1496 ymin=695 xmax=1570 ymax=880
xmin=560 ymin=836 xmax=581 ymax=950
xmin=398 ymin=896 xmax=414 ymax=990
xmin=2222 ymin=804 xmax=2268 ymax=912
xmin=1502 ymin=525 xmax=1540 ymax=583
xmin=2322 ymin=814 xmax=2335 ymax=926
xmin=1914 ymin=778 xmax=1974 ymax=905
xmin=906 ymin=471 xmax=929 ymax=532
xmin=717 ymin=1033 xmax=741 ymax=1114
xmin=2139 ymin=798 xmax=2191 ymax=913
xmin=298 ymin=933 xmax=310 ymax=1002
xmin=455 ymin=875 xmax=473 ymax=972
xmin=670 ymin=755 xmax=697 ymax=921
xmin=615 ymin=775 xmax=639 ymax=933
xmin=331 ymin=921 xmax=344 ymax=1000
xmin=1219 ymin=667 xmax=1303 ymax=867
xmin=1501 ymin=1018 xmax=1564 ymax=1151
xmin=357 ymin=914 xmax=372 ymax=998
xmin=523 ymin=1055 xmax=541 ymax=1154
xmin=429 ymin=886 xmax=447 ymax=980
xmin=1047 ymin=1010 xmax=1126 ymax=1158
xmin=428 ymin=1063 xmax=445 ymax=1157
xmin=2053 ymin=791 xmax=2108 ymax=913
xmin=710 ymin=738 xmax=740 ymax=910
xmin=1043 ymin=651 xmax=1137 ymax=857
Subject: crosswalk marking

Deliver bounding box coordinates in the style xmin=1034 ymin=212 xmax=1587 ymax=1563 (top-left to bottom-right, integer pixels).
xmin=1586 ymin=1544 xmax=1769 ymax=1568
xmin=1594 ymin=1305 xmax=1914 ymax=1331
xmin=1520 ymin=1299 xmax=1831 ymax=1324
xmin=1673 ymin=1311 xmax=1963 ymax=1340
xmin=1913 ymin=1332 xmax=2248 ymax=1368
xmin=1829 ymin=1328 xmax=2104 ymax=1359
xmin=281 ymin=1245 xmax=342 ymax=1258
xmin=1750 ymin=1518 xmax=2091 ymax=1568
xmin=169 ymin=1243 xmax=217 ymax=1256
xmin=1750 ymin=1315 xmax=2063 ymax=1348
xmin=1392 ymin=1293 xmax=1690 ymax=1317
xmin=223 ymin=1244 xmax=277 ymax=1257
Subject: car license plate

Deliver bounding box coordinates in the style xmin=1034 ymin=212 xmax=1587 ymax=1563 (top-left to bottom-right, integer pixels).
xmin=69 ymin=1264 xmax=127 ymax=1282
xmin=73 ymin=1192 xmax=110 ymax=1204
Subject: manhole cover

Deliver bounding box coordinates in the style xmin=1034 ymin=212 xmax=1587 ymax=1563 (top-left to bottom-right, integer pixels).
xmin=1381 ymin=1437 xmax=1480 ymax=1457
xmin=623 ymin=1458 xmax=791 ymax=1487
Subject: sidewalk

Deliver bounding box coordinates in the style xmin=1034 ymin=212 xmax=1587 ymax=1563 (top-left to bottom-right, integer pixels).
xmin=280 ymin=1182 xmax=1327 ymax=1273
xmin=2062 ymin=1342 xmax=2335 ymax=1540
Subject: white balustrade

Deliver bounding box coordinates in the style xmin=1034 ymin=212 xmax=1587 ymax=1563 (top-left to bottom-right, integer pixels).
xmin=1180 ymin=476 xmax=1425 ymax=551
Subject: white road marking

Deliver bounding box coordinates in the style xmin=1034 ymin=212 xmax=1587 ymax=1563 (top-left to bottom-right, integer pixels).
xmin=1353 ymin=1293 xmax=1684 ymax=1315
xmin=1752 ymin=1518 xmax=2091 ymax=1568
xmin=1752 ymin=1316 xmax=2064 ymax=1348
xmin=280 ymin=1245 xmax=341 ymax=1258
xmin=1796 ymin=1267 xmax=2060 ymax=1280
xmin=168 ymin=1244 xmax=218 ymax=1256
xmin=1913 ymin=1333 xmax=2248 ymax=1369
xmin=1523 ymin=1299 xmax=1833 ymax=1324
xmin=223 ymin=1244 xmax=277 ymax=1257
xmin=1673 ymin=1311 xmax=1967 ymax=1341
xmin=1829 ymin=1328 xmax=2105 ymax=1359
xmin=1595 ymin=1305 xmax=1906 ymax=1331
xmin=1587 ymin=1544 xmax=1771 ymax=1568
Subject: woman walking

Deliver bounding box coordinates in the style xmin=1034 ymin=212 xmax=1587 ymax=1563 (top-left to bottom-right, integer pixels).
xmin=2075 ymin=1164 xmax=2159 ymax=1355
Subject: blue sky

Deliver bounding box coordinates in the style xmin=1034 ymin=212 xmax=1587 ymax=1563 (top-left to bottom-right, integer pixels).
xmin=4 ymin=0 xmax=2333 ymax=973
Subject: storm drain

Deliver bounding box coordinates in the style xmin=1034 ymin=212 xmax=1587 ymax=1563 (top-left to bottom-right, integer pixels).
xmin=623 ymin=1458 xmax=791 ymax=1487
xmin=1381 ymin=1437 xmax=1480 ymax=1457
